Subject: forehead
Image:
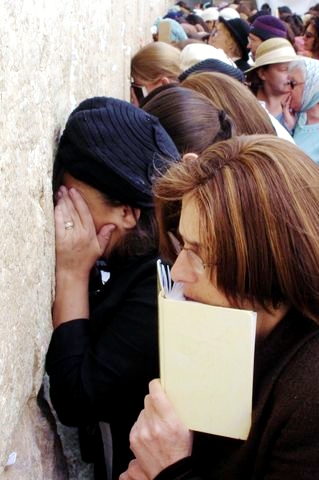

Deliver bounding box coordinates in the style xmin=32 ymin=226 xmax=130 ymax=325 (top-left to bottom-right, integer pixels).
xmin=289 ymin=66 xmax=304 ymax=81
xmin=249 ymin=33 xmax=261 ymax=42
xmin=217 ymin=21 xmax=227 ymax=32
xmin=267 ymin=62 xmax=290 ymax=71
xmin=307 ymin=23 xmax=316 ymax=33
xmin=179 ymin=194 xmax=200 ymax=240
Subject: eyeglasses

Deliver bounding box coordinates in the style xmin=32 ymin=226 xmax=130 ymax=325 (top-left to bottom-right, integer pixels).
xmin=130 ymin=82 xmax=148 ymax=103
xmin=168 ymin=232 xmax=215 ymax=276
xmin=304 ymin=31 xmax=315 ymax=39
xmin=288 ymin=80 xmax=305 ymax=89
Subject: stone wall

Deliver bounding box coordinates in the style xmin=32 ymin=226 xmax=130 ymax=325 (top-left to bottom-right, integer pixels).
xmin=0 ymin=1 xmax=170 ymax=477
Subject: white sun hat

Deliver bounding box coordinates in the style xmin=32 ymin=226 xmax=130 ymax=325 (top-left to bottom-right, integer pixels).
xmin=180 ymin=43 xmax=237 ymax=71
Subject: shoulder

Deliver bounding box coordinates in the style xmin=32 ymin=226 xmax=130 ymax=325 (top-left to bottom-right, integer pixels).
xmin=275 ymin=329 xmax=319 ymax=399
xmin=262 ymin=316 xmax=319 ymax=426
xmin=254 ymin=311 xmax=319 ymax=414
xmin=267 ymin=112 xmax=295 ymax=143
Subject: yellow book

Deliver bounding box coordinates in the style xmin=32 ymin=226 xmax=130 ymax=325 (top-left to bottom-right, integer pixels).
xmin=158 ymin=290 xmax=257 ymax=440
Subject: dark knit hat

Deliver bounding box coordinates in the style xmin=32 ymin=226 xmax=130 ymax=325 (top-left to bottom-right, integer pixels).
xmin=55 ymin=97 xmax=180 ymax=208
xmin=219 ymin=17 xmax=250 ymax=61
xmin=178 ymin=58 xmax=245 ymax=82
xmin=278 ymin=6 xmax=292 ymax=15
xmin=250 ymin=15 xmax=288 ymax=41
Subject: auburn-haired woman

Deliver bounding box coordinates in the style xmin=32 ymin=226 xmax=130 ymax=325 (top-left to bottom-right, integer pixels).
xmin=121 ymin=135 xmax=319 ymax=480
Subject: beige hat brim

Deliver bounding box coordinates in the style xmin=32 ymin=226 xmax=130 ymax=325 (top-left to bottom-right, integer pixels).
xmin=245 ymin=49 xmax=300 ymax=73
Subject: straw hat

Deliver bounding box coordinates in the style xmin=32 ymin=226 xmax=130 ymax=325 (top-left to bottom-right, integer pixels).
xmin=245 ymin=38 xmax=297 ymax=73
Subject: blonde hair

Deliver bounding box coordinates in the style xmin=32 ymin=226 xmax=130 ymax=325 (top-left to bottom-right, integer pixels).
xmin=154 ymin=135 xmax=319 ymax=320
xmin=131 ymin=42 xmax=182 ymax=83
xmin=181 ymin=72 xmax=275 ymax=134
xmin=215 ymin=22 xmax=242 ymax=58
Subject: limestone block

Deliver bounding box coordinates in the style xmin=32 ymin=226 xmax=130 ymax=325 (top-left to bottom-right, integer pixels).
xmin=0 ymin=0 xmax=171 ymax=477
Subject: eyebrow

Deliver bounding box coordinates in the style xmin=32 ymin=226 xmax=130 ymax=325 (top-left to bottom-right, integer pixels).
xmin=178 ymin=228 xmax=201 ymax=249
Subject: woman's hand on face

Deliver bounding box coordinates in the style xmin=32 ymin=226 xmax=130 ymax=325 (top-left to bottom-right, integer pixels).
xmin=54 ymin=186 xmax=115 ymax=276
xmin=281 ymin=92 xmax=297 ymax=131
xmin=128 ymin=379 xmax=193 ymax=479
xmin=119 ymin=459 xmax=150 ymax=480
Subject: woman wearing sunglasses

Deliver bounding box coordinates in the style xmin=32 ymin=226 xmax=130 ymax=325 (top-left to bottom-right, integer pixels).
xmin=283 ymin=56 xmax=319 ymax=163
xmin=302 ymin=16 xmax=319 ymax=59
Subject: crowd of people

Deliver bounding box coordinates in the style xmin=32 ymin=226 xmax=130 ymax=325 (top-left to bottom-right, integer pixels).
xmin=130 ymin=1 xmax=319 ymax=161
xmin=45 ymin=2 xmax=319 ymax=480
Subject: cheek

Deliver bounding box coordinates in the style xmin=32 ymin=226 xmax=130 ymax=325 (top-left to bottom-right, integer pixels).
xmin=306 ymin=37 xmax=314 ymax=48
xmin=211 ymin=32 xmax=223 ymax=48
xmin=290 ymin=90 xmax=302 ymax=110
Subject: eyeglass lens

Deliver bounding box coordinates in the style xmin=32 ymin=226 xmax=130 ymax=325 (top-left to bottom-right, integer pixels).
xmin=304 ymin=31 xmax=315 ymax=38
xmin=131 ymin=84 xmax=145 ymax=103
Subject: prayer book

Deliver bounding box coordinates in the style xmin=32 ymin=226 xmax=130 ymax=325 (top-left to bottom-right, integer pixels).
xmin=157 ymin=261 xmax=257 ymax=440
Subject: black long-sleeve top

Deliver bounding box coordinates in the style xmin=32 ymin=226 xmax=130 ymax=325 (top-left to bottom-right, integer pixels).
xmin=46 ymin=252 xmax=160 ymax=479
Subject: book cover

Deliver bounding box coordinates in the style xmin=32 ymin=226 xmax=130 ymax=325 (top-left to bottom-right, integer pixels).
xmin=158 ymin=289 xmax=257 ymax=440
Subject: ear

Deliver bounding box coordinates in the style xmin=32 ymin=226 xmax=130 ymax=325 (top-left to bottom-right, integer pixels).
xmin=182 ymin=152 xmax=198 ymax=162
xmin=160 ymin=76 xmax=171 ymax=85
xmin=257 ymin=68 xmax=266 ymax=81
xmin=120 ymin=205 xmax=141 ymax=230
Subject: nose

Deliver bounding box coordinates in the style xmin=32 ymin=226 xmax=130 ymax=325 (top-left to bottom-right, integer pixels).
xmin=171 ymin=250 xmax=198 ymax=284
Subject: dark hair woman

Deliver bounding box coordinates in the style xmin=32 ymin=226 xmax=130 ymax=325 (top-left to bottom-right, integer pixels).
xmin=46 ymin=97 xmax=180 ymax=480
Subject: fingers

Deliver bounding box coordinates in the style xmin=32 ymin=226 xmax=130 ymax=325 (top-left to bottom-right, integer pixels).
xmin=68 ymin=187 xmax=95 ymax=229
xmin=55 ymin=186 xmax=79 ymax=225
xmin=97 ymin=223 xmax=116 ymax=253
xmin=119 ymin=459 xmax=149 ymax=480
xmin=55 ymin=186 xmax=95 ymax=232
xmin=147 ymin=379 xmax=178 ymax=421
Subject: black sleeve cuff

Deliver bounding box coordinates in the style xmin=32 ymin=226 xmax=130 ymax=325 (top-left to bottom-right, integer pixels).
xmin=154 ymin=456 xmax=201 ymax=480
xmin=46 ymin=319 xmax=90 ymax=371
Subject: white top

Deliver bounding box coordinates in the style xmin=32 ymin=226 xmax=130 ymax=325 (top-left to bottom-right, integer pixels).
xmin=259 ymin=101 xmax=295 ymax=144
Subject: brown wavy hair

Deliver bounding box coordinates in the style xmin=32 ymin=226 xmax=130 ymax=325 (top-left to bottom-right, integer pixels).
xmin=181 ymin=72 xmax=275 ymax=135
xmin=154 ymin=135 xmax=319 ymax=320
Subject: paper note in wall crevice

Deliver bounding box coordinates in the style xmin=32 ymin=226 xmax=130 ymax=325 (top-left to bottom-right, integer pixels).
xmin=158 ymin=291 xmax=257 ymax=440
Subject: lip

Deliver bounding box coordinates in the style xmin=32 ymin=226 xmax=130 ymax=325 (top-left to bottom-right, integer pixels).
xmin=184 ymin=295 xmax=198 ymax=303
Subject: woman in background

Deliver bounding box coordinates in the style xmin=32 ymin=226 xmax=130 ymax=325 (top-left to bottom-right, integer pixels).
xmin=142 ymin=85 xmax=233 ymax=154
xmin=182 ymin=71 xmax=294 ymax=141
xmin=302 ymin=16 xmax=319 ymax=58
xmin=181 ymin=71 xmax=275 ymax=135
xmin=209 ymin=16 xmax=251 ymax=71
xmin=130 ymin=41 xmax=181 ymax=106
xmin=285 ymin=56 xmax=319 ymax=162
xmin=142 ymin=84 xmax=234 ymax=266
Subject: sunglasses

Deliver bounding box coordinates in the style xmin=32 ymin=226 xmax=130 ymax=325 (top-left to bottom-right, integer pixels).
xmin=288 ymin=80 xmax=305 ymax=89
xmin=130 ymin=82 xmax=148 ymax=103
xmin=304 ymin=31 xmax=315 ymax=39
